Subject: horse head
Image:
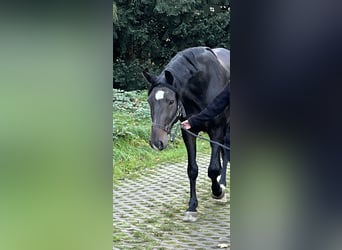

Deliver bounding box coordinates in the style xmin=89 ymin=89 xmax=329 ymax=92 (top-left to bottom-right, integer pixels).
xmin=143 ymin=70 xmax=185 ymax=151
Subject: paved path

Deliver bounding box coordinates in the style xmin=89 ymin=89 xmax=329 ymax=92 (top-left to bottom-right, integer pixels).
xmin=113 ymin=155 xmax=230 ymax=250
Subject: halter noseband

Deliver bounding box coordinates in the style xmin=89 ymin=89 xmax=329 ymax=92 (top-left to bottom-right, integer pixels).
xmin=149 ymin=83 xmax=186 ymax=134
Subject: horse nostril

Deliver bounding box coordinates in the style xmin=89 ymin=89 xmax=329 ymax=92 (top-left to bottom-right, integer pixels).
xmin=158 ymin=141 xmax=164 ymax=150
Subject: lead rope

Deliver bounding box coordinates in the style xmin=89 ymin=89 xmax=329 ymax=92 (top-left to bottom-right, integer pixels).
xmin=170 ymin=122 xmax=231 ymax=150
xmin=170 ymin=122 xmax=181 ymax=143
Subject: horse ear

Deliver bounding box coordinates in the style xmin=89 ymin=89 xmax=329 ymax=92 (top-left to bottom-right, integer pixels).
xmin=165 ymin=70 xmax=174 ymax=85
xmin=143 ymin=70 xmax=157 ymax=84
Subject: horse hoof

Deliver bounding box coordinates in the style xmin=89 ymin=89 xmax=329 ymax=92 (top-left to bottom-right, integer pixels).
xmin=183 ymin=211 xmax=198 ymax=222
xmin=212 ymin=184 xmax=228 ymax=203
xmin=213 ymin=192 xmax=228 ymax=204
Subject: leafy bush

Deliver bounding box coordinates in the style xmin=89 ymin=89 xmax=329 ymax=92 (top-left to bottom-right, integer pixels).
xmin=113 ymin=0 xmax=230 ymax=91
xmin=113 ymin=59 xmax=153 ymax=91
xmin=113 ymin=89 xmax=150 ymax=140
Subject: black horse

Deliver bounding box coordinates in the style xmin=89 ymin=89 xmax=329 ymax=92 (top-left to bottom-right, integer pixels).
xmin=143 ymin=46 xmax=230 ymax=222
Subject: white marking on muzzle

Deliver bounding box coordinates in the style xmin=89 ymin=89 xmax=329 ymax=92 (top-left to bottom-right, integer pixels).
xmin=155 ymin=90 xmax=165 ymax=100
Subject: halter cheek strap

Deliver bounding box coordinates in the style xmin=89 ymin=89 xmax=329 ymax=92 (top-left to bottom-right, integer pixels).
xmin=152 ymin=102 xmax=186 ymax=134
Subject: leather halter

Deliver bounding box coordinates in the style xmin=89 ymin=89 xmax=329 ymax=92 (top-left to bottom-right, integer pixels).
xmin=152 ymin=102 xmax=184 ymax=134
xmin=149 ymin=84 xmax=186 ymax=134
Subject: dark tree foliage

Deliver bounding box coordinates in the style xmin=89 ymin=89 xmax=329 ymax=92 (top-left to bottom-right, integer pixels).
xmin=113 ymin=0 xmax=230 ymax=90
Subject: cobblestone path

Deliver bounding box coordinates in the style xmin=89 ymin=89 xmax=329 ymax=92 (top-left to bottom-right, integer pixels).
xmin=113 ymin=154 xmax=230 ymax=250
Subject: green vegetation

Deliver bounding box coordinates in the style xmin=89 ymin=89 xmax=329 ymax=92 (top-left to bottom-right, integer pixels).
xmin=113 ymin=0 xmax=230 ymax=90
xmin=113 ymin=1 xmax=229 ymax=178
xmin=113 ymin=89 xmax=210 ymax=181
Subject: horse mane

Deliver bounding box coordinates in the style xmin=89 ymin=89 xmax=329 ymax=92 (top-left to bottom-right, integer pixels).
xmin=162 ymin=47 xmax=226 ymax=112
xmin=163 ymin=47 xmax=216 ymax=87
xmin=148 ymin=46 xmax=229 ymax=115
xmin=147 ymin=48 xmax=202 ymax=96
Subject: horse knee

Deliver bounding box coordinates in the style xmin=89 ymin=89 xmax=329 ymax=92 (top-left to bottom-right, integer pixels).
xmin=187 ymin=165 xmax=198 ymax=179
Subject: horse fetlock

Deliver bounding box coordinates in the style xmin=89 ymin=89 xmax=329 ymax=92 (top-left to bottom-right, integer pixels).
xmin=208 ymin=168 xmax=221 ymax=179
xmin=188 ymin=198 xmax=198 ymax=209
xmin=212 ymin=183 xmax=225 ymax=198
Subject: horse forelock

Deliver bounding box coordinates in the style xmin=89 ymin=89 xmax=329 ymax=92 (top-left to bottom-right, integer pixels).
xmin=148 ymin=82 xmax=178 ymax=97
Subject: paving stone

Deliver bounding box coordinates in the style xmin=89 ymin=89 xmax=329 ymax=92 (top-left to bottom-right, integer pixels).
xmin=113 ymin=154 xmax=230 ymax=249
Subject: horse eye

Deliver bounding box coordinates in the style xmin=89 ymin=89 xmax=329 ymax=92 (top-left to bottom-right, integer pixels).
xmin=169 ymin=100 xmax=174 ymax=105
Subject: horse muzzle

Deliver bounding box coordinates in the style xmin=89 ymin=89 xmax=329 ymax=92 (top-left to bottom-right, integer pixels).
xmin=149 ymin=139 xmax=166 ymax=151
xmin=149 ymin=127 xmax=168 ymax=151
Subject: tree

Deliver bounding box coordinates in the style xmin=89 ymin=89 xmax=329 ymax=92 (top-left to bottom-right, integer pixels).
xmin=113 ymin=0 xmax=230 ymax=90
xmin=113 ymin=2 xmax=118 ymax=24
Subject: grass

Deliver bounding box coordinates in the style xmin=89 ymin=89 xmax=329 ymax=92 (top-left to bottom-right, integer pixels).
xmin=113 ymin=89 xmax=228 ymax=248
xmin=113 ymin=89 xmax=211 ymax=182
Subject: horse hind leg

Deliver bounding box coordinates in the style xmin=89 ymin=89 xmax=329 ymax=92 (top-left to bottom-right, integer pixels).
xmin=217 ymin=125 xmax=230 ymax=202
xmin=208 ymin=130 xmax=229 ymax=203
xmin=212 ymin=167 xmax=227 ymax=203
xmin=208 ymin=144 xmax=225 ymax=199
xmin=212 ymin=148 xmax=229 ymax=203
xmin=219 ymin=147 xmax=229 ymax=187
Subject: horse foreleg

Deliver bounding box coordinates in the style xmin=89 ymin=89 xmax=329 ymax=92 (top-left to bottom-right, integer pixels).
xmin=187 ymin=161 xmax=198 ymax=210
xmin=182 ymin=131 xmax=199 ymax=222
xmin=183 ymin=162 xmax=199 ymax=222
